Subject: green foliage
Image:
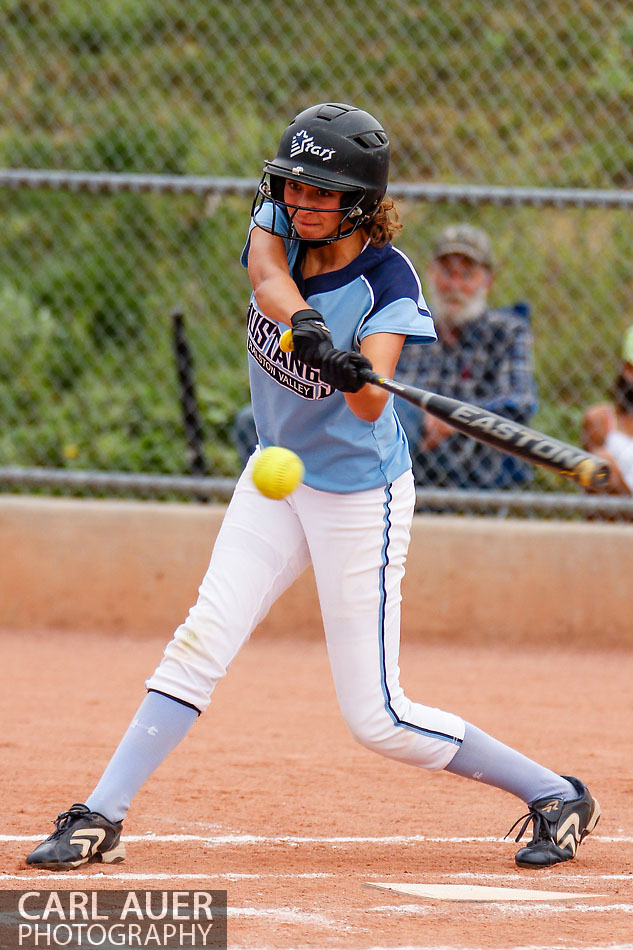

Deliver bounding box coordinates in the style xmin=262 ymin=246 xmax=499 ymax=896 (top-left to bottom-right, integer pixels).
xmin=3 ymin=1 xmax=633 ymax=184
xmin=0 ymin=188 xmax=252 ymax=474
xmin=1 ymin=0 xmax=632 ymax=484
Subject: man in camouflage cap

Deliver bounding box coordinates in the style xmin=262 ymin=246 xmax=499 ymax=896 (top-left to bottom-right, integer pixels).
xmin=395 ymin=223 xmax=537 ymax=490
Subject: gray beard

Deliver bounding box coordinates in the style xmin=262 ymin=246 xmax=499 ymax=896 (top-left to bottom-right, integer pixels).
xmin=429 ymin=284 xmax=488 ymax=328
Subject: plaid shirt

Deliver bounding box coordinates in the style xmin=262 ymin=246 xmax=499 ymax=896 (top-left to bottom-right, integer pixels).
xmin=394 ymin=303 xmax=538 ymax=489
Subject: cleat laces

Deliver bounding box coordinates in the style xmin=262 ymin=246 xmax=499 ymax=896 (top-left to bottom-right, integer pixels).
xmin=48 ymin=804 xmax=89 ymax=839
xmin=505 ymin=808 xmax=553 ymax=845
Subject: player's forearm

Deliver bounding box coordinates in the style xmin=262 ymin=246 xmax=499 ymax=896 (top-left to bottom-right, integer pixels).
xmin=344 ymin=331 xmax=405 ymax=421
xmin=252 ymin=274 xmax=308 ymax=326
xmin=247 ymin=227 xmax=310 ymax=325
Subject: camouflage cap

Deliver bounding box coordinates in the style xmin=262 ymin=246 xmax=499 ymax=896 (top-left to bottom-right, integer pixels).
xmin=433 ymin=224 xmax=494 ymax=268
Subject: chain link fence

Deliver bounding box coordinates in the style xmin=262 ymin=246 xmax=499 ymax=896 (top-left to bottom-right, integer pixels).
xmin=2 ymin=1 xmax=633 ymax=518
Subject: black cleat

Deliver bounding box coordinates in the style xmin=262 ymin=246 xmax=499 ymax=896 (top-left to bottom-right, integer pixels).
xmin=26 ymin=803 xmax=125 ymax=870
xmin=509 ymin=776 xmax=600 ymax=869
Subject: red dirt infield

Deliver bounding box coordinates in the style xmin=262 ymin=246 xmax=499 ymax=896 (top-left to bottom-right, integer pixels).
xmin=2 ymin=628 xmax=632 ymax=949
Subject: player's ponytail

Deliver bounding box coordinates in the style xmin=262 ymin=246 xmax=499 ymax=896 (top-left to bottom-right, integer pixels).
xmin=365 ymin=197 xmax=402 ymax=247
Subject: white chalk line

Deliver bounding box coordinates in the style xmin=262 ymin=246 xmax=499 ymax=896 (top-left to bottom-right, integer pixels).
xmin=2 ymin=833 xmax=497 ymax=843
xmin=1 ymin=869 xmax=628 ymax=888
xmin=0 ymin=871 xmax=333 ymax=882
xmin=228 ymin=906 xmax=337 ymax=928
xmin=4 ymin=832 xmax=631 ymax=844
xmin=370 ymin=903 xmax=633 ymax=916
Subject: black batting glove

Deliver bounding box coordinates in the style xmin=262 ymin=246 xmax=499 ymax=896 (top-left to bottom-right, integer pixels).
xmin=319 ymin=349 xmax=373 ymax=393
xmin=290 ymin=308 xmax=333 ymax=368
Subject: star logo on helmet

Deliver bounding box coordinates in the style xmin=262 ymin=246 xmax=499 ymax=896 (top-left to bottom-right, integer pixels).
xmin=290 ymin=130 xmax=336 ymax=162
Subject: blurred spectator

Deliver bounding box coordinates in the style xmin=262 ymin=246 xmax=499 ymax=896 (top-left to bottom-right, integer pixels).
xmin=581 ymin=325 xmax=633 ymax=495
xmin=395 ymin=224 xmax=538 ymax=490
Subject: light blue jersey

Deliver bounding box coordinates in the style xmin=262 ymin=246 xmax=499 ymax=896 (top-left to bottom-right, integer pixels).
xmin=241 ymin=204 xmax=436 ymax=492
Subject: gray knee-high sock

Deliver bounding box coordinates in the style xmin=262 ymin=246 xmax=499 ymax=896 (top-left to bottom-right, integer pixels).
xmin=445 ymin=722 xmax=577 ymax=804
xmin=86 ymin=691 xmax=199 ymax=822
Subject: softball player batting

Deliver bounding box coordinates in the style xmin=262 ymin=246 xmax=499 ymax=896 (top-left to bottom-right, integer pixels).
xmin=28 ymin=103 xmax=599 ymax=871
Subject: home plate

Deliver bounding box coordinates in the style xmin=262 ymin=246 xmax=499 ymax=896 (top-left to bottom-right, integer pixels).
xmin=364 ymin=882 xmax=605 ymax=902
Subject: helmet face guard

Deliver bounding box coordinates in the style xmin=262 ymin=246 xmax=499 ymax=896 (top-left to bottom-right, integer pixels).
xmin=251 ymin=102 xmax=390 ymax=244
xmin=251 ymin=172 xmax=366 ymax=244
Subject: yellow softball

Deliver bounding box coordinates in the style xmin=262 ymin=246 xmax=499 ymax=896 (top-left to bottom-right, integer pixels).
xmin=279 ymin=328 xmax=294 ymax=352
xmin=252 ymin=446 xmax=304 ymax=500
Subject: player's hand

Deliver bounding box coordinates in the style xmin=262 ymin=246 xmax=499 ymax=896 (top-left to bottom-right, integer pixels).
xmin=290 ymin=309 xmax=333 ymax=368
xmin=319 ymin=349 xmax=373 ymax=393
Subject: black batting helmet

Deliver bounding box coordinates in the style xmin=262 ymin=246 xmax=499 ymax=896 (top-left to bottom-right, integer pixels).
xmin=252 ymin=102 xmax=390 ymax=243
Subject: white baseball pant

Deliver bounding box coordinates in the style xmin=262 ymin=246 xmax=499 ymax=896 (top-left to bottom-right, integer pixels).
xmin=147 ymin=455 xmax=464 ymax=771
